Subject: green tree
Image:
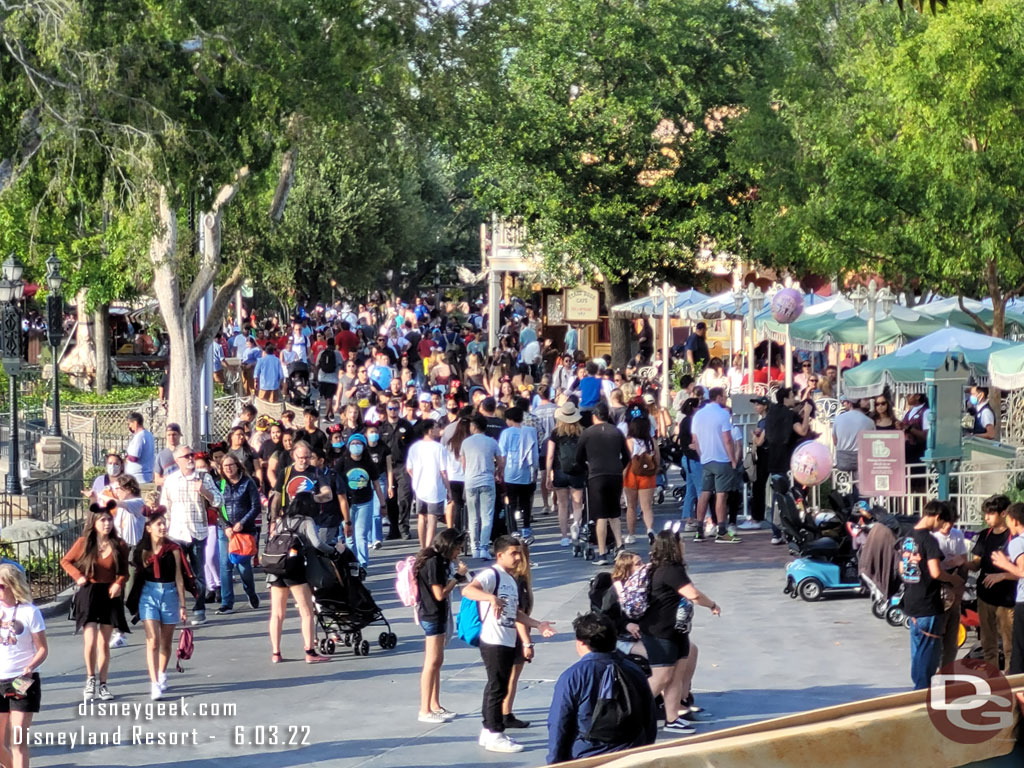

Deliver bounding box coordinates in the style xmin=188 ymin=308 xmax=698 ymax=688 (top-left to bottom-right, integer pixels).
xmin=453 ymin=0 xmax=768 ymax=365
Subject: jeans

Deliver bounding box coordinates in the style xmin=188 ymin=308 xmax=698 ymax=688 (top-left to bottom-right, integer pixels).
xmin=909 ymin=614 xmax=945 ymax=689
xmin=346 ymin=501 xmax=374 ymax=567
xmin=480 ymin=641 xmax=517 ymax=733
xmin=217 ymin=529 xmax=257 ymax=610
xmin=371 ymin=491 xmax=383 ymax=543
xmin=681 ymin=457 xmax=701 ymax=520
xmin=466 ymin=485 xmax=496 ymax=552
xmin=175 ymin=537 xmax=207 ymax=613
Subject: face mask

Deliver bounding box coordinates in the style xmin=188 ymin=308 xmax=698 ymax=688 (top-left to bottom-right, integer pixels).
xmin=969 ymin=395 xmax=979 ymax=406
xmin=367 ymin=433 xmax=379 ymax=445
xmin=331 ymin=440 xmax=343 ymax=449
xmin=350 ymin=443 xmax=365 ymax=457
xmin=107 ymin=463 xmax=122 ymax=477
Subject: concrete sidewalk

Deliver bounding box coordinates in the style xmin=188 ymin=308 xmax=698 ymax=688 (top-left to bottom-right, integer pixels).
xmin=29 ymin=505 xmax=912 ymax=767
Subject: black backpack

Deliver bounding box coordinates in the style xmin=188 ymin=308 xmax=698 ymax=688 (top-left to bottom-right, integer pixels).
xmin=263 ymin=517 xmax=305 ymax=576
xmin=319 ymin=349 xmax=337 ymax=374
xmin=557 ymin=435 xmax=579 ymax=474
xmin=582 ymin=662 xmax=643 ymax=744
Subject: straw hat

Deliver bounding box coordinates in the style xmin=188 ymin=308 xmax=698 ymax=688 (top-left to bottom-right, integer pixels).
xmin=555 ymin=401 xmax=582 ymax=424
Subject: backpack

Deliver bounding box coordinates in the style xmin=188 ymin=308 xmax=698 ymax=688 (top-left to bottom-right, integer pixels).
xmin=319 ymin=349 xmax=337 ymax=374
xmin=456 ymin=567 xmax=497 ymax=647
xmin=620 ymin=564 xmax=651 ymax=620
xmin=262 ymin=517 xmax=305 ymax=576
xmin=395 ymin=556 xmax=418 ymax=607
xmin=175 ymin=628 xmax=194 ymax=673
xmin=674 ymin=596 xmax=694 ymax=634
xmin=629 ymin=451 xmax=658 ymax=477
xmin=557 ymin=435 xmax=579 ymax=474
xmin=582 ymin=662 xmax=643 ymax=744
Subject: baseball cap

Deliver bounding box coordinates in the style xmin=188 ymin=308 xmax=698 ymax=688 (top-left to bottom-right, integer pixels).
xmin=166 ymin=423 xmax=182 ymax=434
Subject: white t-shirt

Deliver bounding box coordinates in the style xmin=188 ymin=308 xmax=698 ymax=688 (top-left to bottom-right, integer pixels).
xmin=407 ymin=440 xmax=447 ymax=504
xmin=0 ymin=602 xmax=45 ymax=679
xmin=833 ymin=409 xmax=875 ymax=453
xmin=114 ymin=498 xmax=146 ymax=546
xmin=933 ymin=528 xmax=968 ymax=562
xmin=475 ymin=565 xmax=520 ymax=648
xmin=691 ymin=402 xmax=733 ymax=465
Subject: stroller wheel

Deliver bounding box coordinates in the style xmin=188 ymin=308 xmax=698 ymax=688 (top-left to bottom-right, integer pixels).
xmin=379 ymin=632 xmax=389 ymax=649
xmin=317 ymin=639 xmax=328 ymax=655
xmin=342 ymin=633 xmax=351 ymax=647
xmin=359 ymin=640 xmax=370 ymax=656
xmin=387 ymin=633 xmax=398 ymax=649
xmin=353 ymin=630 xmax=362 ymax=646
xmin=871 ymin=599 xmax=888 ymax=620
xmin=353 ymin=641 xmax=362 ymax=657
xmin=326 ymin=639 xmax=336 ymax=655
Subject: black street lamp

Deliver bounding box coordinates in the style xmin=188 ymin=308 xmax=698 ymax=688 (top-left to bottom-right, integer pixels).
xmin=45 ymin=252 xmax=63 ymax=437
xmin=0 ymin=254 xmax=25 ymax=494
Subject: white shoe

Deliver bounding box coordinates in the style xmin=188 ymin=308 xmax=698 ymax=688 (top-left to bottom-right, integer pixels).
xmin=560 ymin=537 xmax=571 ymax=547
xmin=683 ymin=520 xmax=698 ymax=532
xmin=485 ymin=732 xmax=524 ymax=753
xmin=109 ymin=631 xmax=126 ymax=649
xmin=623 ymin=534 xmax=636 ymax=545
xmin=771 ymin=536 xmax=785 ymax=545
xmin=737 ymin=520 xmax=762 ymax=531
xmin=150 ymin=683 xmax=163 ymax=701
xmin=570 ymin=522 xmax=580 ymax=541
xmin=418 ymin=711 xmax=449 ymax=724
xmin=478 ymin=728 xmax=494 ymax=746
xmin=157 ymin=672 xmax=167 ymax=692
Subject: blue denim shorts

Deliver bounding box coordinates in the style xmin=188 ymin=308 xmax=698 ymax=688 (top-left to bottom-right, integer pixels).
xmin=420 ymin=619 xmax=445 ymax=637
xmin=139 ymin=581 xmax=180 ymax=624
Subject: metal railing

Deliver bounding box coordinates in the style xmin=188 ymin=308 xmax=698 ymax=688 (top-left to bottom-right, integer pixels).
xmin=1 ymin=518 xmax=84 ymax=604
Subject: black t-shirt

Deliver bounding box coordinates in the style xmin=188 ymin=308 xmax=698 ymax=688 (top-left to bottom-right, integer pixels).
xmin=679 ymin=415 xmax=699 ymax=462
xmin=902 ymin=529 xmax=944 ymax=618
xmin=300 ymin=428 xmax=329 ymax=460
xmin=764 ymin=404 xmax=799 ymax=473
xmin=259 ymin=439 xmax=282 ymax=465
xmin=366 ymin=442 xmax=390 ymax=478
xmin=334 ymin=454 xmax=379 ymax=505
xmin=317 ymin=467 xmax=344 ymax=528
xmin=973 ymin=528 xmax=1015 ymax=608
xmin=417 ymin=554 xmax=449 ymax=624
xmin=576 ymin=422 xmax=630 ymax=479
xmin=484 ymin=416 xmax=506 ymax=442
xmin=640 ymin=563 xmax=691 ymax=639
xmin=381 ymin=419 xmax=414 ymax=466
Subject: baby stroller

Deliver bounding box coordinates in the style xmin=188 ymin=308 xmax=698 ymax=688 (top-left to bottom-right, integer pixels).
xmin=286 ymin=361 xmax=314 ymax=408
xmin=308 ymin=546 xmax=396 ymax=657
xmin=571 ymin=484 xmax=595 ymax=561
xmin=656 ymin=436 xmax=682 ymax=506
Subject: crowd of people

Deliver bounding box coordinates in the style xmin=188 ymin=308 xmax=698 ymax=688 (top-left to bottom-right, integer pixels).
xmin=0 ymin=290 xmax=1007 ymax=767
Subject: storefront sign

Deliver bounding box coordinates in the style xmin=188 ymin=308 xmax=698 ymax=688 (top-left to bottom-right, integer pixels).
xmin=563 ymin=286 xmax=599 ymax=323
xmin=857 ymin=431 xmax=906 ymax=496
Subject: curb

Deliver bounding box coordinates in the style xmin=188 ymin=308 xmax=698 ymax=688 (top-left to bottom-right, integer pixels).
xmin=40 ymin=587 xmax=75 ymax=620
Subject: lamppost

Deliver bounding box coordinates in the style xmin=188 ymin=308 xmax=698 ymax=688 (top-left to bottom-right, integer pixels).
xmin=330 ymin=279 xmax=337 ymax=305
xmin=733 ymin=283 xmax=765 ymax=393
xmin=850 ymin=279 xmax=896 ymax=361
xmin=0 ymin=254 xmax=25 ymax=494
xmin=45 ymin=252 xmax=63 ymax=437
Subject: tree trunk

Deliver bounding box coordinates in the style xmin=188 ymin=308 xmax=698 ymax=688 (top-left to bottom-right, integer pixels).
xmin=93 ymin=304 xmax=110 ymax=395
xmin=604 ymin=278 xmax=632 ymax=370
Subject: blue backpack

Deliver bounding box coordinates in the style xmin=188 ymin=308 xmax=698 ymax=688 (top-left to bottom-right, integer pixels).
xmin=456 ymin=567 xmax=497 ymax=647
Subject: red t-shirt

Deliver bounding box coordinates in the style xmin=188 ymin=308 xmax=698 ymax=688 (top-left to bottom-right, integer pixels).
xmin=335 ymin=330 xmax=359 ymax=360
xmin=310 ymin=340 xmax=326 ymax=366
xmin=418 ymin=338 xmax=435 ymax=361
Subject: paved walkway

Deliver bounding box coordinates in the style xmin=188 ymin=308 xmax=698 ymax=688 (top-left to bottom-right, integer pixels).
xmin=30 ymin=502 xmax=913 ymax=767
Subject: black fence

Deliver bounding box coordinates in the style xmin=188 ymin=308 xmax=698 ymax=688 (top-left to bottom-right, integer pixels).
xmin=1 ymin=518 xmax=84 ymax=605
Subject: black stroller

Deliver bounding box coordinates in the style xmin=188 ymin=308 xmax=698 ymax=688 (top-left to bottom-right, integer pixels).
xmin=287 ymin=361 xmax=314 ymax=408
xmin=308 ymin=547 xmax=396 ymax=657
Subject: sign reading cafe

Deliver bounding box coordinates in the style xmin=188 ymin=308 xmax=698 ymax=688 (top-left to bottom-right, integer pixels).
xmin=563 ymin=286 xmax=600 ymax=323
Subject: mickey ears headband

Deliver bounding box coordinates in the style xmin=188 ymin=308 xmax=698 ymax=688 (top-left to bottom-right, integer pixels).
xmin=90 ymin=499 xmax=117 ymax=515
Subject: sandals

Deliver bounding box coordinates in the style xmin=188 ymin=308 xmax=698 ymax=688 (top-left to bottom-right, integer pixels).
xmin=271 ymin=651 xmax=282 ymax=664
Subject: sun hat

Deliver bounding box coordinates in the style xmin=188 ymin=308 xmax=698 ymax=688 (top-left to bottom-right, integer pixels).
xmin=555 ymin=401 xmax=582 ymax=424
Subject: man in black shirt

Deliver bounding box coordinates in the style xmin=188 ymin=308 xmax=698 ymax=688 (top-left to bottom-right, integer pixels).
xmin=479 ymin=397 xmax=506 ymax=441
xmin=901 ymin=500 xmax=962 ymax=689
xmin=574 ymin=402 xmax=630 ymax=565
xmin=380 ymin=401 xmax=415 ymax=539
xmin=300 ymin=406 xmax=329 ymax=461
xmin=970 ymin=495 xmax=1016 ymax=672
xmin=684 ymin=322 xmax=710 ymax=372
xmin=258 ymin=423 xmax=284 ymax=494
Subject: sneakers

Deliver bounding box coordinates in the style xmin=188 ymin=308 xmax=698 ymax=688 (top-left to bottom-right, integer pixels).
xmin=248 ymin=593 xmax=261 ymax=610
xmin=418 ymin=711 xmax=449 ymax=724
xmin=693 ymin=529 xmax=707 ymax=543
xmin=623 ymin=534 xmax=636 ymax=545
xmin=157 ymin=672 xmax=167 ymax=692
xmin=737 ymin=519 xmax=762 ymax=530
xmin=681 ymin=707 xmax=715 ymax=722
xmin=715 ymin=530 xmax=742 ymax=543
xmin=477 ymin=548 xmax=490 ymax=560
xmin=215 ymin=606 xmax=234 ymax=615
xmin=150 ymin=682 xmax=163 ymax=701
xmin=503 ymin=714 xmax=530 ymax=729
xmin=647 ymin=529 xmax=656 ymax=546
xmin=83 ymin=677 xmax=96 ymax=699
xmin=97 ymin=683 xmax=114 ymax=701
xmin=109 ymin=631 xmax=126 ymax=649
xmin=542 ymin=505 xmax=551 ymax=516
xmin=570 ymin=522 xmax=580 ymax=541
xmin=434 ymin=707 xmax=457 ymax=721
xmin=372 ymin=540 xmax=382 ymax=550
xmin=481 ymin=730 xmax=524 ymax=753
xmin=191 ymin=611 xmax=207 ymax=626
xmin=683 ymin=520 xmax=699 ymax=532
xmin=592 ymin=555 xmax=609 ymax=566
xmin=559 ymin=537 xmax=571 ymax=548
xmin=521 ymin=527 xmax=535 ymax=544
xmin=664 ymin=718 xmax=696 ymax=734
xmin=305 ymin=651 xmax=331 ymax=664
xmin=770 ymin=536 xmax=785 ymax=545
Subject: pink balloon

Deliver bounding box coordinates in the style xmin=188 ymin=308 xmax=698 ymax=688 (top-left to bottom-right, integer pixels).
xmin=791 ymin=441 xmax=833 ymax=487
xmin=771 ymin=288 xmax=804 ymax=324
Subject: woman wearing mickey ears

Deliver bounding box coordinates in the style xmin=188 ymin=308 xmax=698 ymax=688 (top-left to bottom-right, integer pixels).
xmin=0 ymin=564 xmax=47 ymax=768
xmin=60 ymin=501 xmax=130 ymax=702
xmin=336 ymin=433 xmax=386 ymax=574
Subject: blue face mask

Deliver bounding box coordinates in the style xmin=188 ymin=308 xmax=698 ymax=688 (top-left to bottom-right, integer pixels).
xmin=331 ymin=440 xmax=343 ymax=450
xmin=349 ymin=443 xmax=365 ymax=457
xmin=969 ymin=395 xmax=979 ymax=406
xmin=367 ymin=433 xmax=380 ymax=446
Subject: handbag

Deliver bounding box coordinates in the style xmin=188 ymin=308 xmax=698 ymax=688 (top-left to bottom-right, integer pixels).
xmin=227 ymin=532 xmax=257 ymax=559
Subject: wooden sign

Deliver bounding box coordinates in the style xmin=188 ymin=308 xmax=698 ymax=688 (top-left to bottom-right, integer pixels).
xmin=564 ymin=286 xmax=600 ymax=323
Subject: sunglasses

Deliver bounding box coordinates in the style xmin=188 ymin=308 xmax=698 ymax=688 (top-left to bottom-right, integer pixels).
xmin=875 ymin=400 xmax=887 ymax=406
xmin=178 ymin=453 xmax=195 ymax=460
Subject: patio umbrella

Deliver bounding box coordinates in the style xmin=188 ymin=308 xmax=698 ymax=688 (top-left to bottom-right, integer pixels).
xmin=988 ymin=344 xmax=1024 ymax=391
xmin=915 ymin=297 xmax=1024 ymax=338
xmin=759 ymin=296 xmax=855 ymax=351
xmin=843 ymin=327 xmax=1018 ymax=398
xmin=611 ymin=288 xmax=707 ymax=318
xmin=825 ymin=305 xmax=946 ymax=347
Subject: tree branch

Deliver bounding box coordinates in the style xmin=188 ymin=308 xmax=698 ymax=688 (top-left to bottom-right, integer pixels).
xmin=956 ymin=295 xmax=991 ymax=335
xmin=269 ymin=147 xmax=298 ymax=221
xmin=193 ymin=260 xmax=245 ymax=359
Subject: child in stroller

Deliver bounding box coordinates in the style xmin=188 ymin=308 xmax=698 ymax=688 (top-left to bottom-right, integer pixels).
xmin=287 ymin=361 xmax=315 ymax=408
xmin=308 ymin=544 xmax=396 ymax=657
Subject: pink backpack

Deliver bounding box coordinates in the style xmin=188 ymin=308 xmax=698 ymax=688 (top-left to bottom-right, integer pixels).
xmin=395 ymin=556 xmax=419 ymax=608
xmin=176 ymin=628 xmax=194 ymax=672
